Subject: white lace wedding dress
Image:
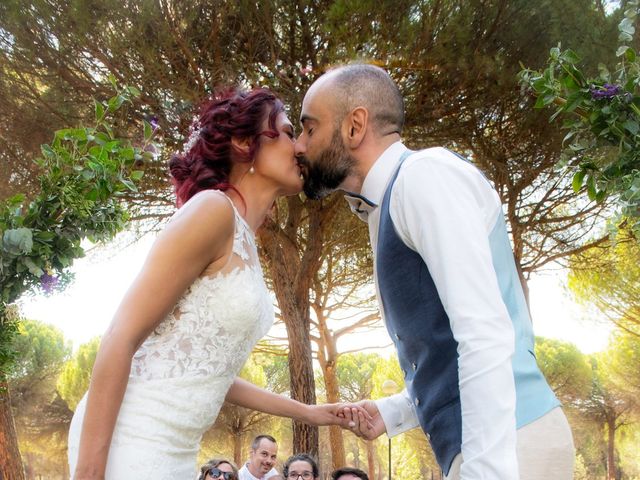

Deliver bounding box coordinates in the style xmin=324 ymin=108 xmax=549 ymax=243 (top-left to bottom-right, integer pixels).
xmin=68 ymin=191 xmax=275 ymax=479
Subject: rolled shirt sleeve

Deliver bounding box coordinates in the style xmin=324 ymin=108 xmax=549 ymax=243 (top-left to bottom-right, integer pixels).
xmin=385 ymin=148 xmax=518 ymax=479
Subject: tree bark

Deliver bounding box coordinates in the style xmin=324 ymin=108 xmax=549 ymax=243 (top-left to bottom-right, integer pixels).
xmin=324 ymin=373 xmax=345 ymax=469
xmin=606 ymin=416 xmax=617 ymax=480
xmin=284 ymin=306 xmax=318 ymax=456
xmin=366 ymin=440 xmax=376 ymax=480
xmin=259 ymin=197 xmax=340 ymax=457
xmin=0 ymin=380 xmax=25 ymax=480
xmin=316 ymin=323 xmax=346 ymax=469
xmin=233 ymin=430 xmax=243 ymax=468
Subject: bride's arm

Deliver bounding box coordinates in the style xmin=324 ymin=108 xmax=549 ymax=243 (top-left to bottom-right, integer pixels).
xmin=224 ymin=378 xmax=370 ymax=427
xmin=73 ymin=192 xmax=235 ymax=480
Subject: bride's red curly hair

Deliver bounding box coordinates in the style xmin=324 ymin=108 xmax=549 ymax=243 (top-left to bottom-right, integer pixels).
xmin=169 ymin=87 xmax=285 ymax=207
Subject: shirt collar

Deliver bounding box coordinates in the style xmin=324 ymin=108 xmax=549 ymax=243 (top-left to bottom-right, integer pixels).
xmin=242 ymin=464 xmax=261 ymax=480
xmin=344 ymin=141 xmax=407 ymax=221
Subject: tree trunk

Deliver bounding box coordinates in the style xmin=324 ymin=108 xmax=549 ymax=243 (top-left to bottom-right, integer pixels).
xmin=233 ymin=431 xmax=243 ymax=468
xmin=284 ymin=308 xmax=318 ymax=456
xmin=0 ymin=380 xmax=25 ymax=480
xmin=366 ymin=440 xmax=376 ymax=480
xmin=606 ymin=416 xmax=617 ymax=480
xmin=317 ymin=330 xmax=345 ymax=469
xmin=325 ymin=390 xmax=346 ymax=468
xmin=259 ymin=217 xmax=319 ymax=454
xmin=259 ymin=196 xmax=341 ymax=457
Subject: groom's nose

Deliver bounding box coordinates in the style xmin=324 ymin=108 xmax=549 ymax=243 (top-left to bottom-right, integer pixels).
xmin=294 ymin=134 xmax=307 ymax=157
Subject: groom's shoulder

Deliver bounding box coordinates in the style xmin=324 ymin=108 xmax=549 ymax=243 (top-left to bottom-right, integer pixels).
xmin=401 ymin=147 xmax=480 ymax=179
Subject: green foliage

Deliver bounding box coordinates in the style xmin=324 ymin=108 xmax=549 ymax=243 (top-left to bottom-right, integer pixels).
xmin=8 ymin=320 xmax=73 ymax=478
xmin=519 ymin=3 xmax=640 ymax=231
xmin=535 ymin=336 xmax=592 ymax=404
xmin=335 ymin=353 xmax=382 ymax=402
xmin=370 ymin=355 xmax=404 ymax=400
xmin=603 ymin=331 xmax=640 ymax=404
xmin=10 ymin=319 xmax=71 ymax=383
xmin=57 ymin=337 xmax=100 ymax=411
xmin=568 ymin=232 xmax=640 ymax=335
xmin=0 ymin=305 xmax=21 ymax=385
xmin=0 ymin=82 xmax=154 ymax=379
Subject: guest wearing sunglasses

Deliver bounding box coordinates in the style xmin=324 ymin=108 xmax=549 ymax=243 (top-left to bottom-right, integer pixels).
xmin=199 ymin=458 xmax=239 ymax=480
xmin=282 ymin=453 xmax=319 ymax=480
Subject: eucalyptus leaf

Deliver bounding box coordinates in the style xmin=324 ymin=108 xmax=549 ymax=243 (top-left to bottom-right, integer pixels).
xmin=623 ymin=120 xmax=639 ymax=135
xmin=94 ymin=100 xmax=105 ymax=122
xmin=617 ymin=45 xmax=630 ymax=57
xmin=143 ymin=120 xmax=152 ymax=141
xmin=3 ymin=228 xmax=33 ymax=256
xmin=22 ymin=257 xmax=44 ymax=277
xmin=573 ymin=170 xmax=586 ymax=192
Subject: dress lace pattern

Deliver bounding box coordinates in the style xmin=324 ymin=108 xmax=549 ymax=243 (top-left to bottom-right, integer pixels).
xmin=68 ymin=191 xmax=274 ymax=479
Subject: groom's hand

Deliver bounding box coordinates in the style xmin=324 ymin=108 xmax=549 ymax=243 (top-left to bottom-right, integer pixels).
xmin=303 ymin=403 xmax=372 ymax=428
xmin=341 ymin=400 xmax=386 ymax=440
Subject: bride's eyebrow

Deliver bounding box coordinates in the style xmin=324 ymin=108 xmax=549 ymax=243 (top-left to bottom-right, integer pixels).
xmin=282 ymin=123 xmax=295 ymax=135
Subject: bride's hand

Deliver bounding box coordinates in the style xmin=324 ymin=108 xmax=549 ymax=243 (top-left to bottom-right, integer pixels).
xmin=303 ymin=403 xmax=373 ymax=428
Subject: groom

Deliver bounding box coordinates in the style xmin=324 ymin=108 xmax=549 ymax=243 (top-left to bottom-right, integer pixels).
xmin=295 ymin=64 xmax=574 ymax=479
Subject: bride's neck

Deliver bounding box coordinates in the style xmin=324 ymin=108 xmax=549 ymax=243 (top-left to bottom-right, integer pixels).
xmin=225 ymin=184 xmax=276 ymax=233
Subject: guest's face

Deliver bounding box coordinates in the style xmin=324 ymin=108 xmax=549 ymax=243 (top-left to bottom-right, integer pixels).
xmin=295 ymin=82 xmax=356 ymax=199
xmin=249 ymin=439 xmax=278 ymax=476
xmin=205 ymin=462 xmax=235 ymax=480
xmin=286 ymin=459 xmax=316 ymax=479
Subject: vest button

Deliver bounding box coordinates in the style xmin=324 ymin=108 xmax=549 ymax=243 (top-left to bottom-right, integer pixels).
xmin=414 ymin=397 xmax=420 ymax=406
xmin=412 ymin=362 xmax=417 ymax=370
xmin=395 ymin=333 xmax=400 ymax=341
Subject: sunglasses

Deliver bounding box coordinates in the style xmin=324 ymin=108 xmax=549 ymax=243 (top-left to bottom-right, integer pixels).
xmin=207 ymin=468 xmax=234 ymax=480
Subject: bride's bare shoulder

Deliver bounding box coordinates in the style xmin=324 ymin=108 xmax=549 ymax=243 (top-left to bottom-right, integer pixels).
xmin=165 ymin=190 xmax=235 ymax=242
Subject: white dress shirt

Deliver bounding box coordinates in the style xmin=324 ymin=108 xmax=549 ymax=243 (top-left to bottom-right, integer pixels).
xmin=238 ymin=464 xmax=279 ymax=480
xmin=346 ymin=142 xmax=518 ymax=479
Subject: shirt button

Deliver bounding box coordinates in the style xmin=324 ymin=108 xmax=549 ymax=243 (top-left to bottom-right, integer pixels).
xmin=412 ymin=362 xmax=417 ymax=371
xmin=414 ymin=397 xmax=420 ymax=406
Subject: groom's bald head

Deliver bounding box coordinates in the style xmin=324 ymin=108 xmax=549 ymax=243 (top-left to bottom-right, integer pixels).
xmin=309 ymin=64 xmax=404 ymax=136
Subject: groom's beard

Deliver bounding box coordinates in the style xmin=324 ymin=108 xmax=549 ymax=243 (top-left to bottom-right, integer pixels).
xmin=301 ymin=130 xmax=356 ymax=200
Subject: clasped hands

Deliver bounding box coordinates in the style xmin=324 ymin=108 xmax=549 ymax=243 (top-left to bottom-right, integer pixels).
xmin=306 ymin=400 xmax=386 ymax=440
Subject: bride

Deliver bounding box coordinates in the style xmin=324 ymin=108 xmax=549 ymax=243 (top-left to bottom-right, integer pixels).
xmin=68 ymin=88 xmax=361 ymax=479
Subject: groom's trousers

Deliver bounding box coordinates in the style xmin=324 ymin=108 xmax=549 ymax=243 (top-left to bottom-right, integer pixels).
xmin=444 ymin=407 xmax=575 ymax=480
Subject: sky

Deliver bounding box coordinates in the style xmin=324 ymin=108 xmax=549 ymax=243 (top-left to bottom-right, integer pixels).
xmin=18 ymin=229 xmax=614 ymax=355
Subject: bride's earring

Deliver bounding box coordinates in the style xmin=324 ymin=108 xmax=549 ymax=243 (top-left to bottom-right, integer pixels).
xmin=249 ymin=162 xmax=255 ymax=174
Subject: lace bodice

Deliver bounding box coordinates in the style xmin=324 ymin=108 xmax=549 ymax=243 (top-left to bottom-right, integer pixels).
xmin=130 ymin=190 xmax=275 ymax=381
xmin=68 ymin=190 xmax=276 ymax=479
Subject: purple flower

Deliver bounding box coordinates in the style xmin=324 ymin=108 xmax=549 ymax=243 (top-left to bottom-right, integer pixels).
xmin=150 ymin=116 xmax=160 ymax=131
xmin=40 ymin=273 xmax=59 ymax=293
xmin=590 ymin=83 xmax=621 ymax=100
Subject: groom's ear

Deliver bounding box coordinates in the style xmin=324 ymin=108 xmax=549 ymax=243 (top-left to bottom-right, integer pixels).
xmin=344 ymin=107 xmax=368 ymax=148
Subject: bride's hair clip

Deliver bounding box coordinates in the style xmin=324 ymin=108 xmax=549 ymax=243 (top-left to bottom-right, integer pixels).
xmin=182 ymin=115 xmax=202 ymax=154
